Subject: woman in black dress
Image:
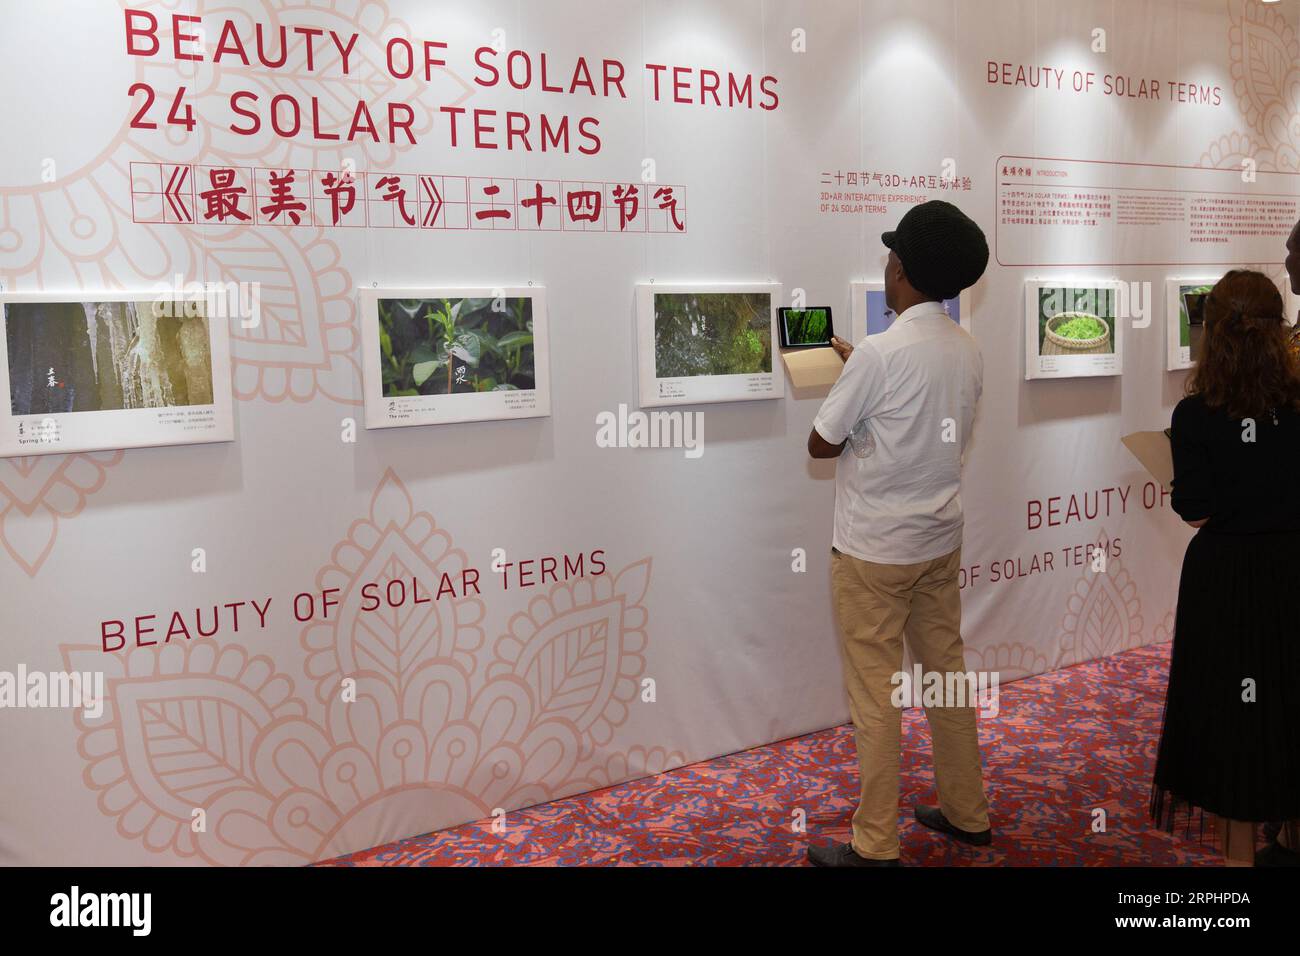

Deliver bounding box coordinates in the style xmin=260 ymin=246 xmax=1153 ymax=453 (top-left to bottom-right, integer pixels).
xmin=1152 ymin=269 xmax=1300 ymax=866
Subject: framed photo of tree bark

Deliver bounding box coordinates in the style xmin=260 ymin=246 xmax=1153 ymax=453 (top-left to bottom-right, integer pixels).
xmin=635 ymin=283 xmax=783 ymax=407
xmin=0 ymin=291 xmax=234 ymax=457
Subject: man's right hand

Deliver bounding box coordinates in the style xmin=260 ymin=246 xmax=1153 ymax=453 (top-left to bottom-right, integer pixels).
xmin=830 ymin=336 xmax=854 ymax=362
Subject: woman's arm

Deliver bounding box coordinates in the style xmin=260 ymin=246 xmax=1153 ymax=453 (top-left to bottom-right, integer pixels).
xmin=1170 ymin=400 xmax=1214 ymax=526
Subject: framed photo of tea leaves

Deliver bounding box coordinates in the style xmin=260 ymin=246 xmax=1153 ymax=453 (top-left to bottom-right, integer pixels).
xmin=359 ymin=286 xmax=551 ymax=428
xmin=1024 ymin=279 xmax=1123 ymax=380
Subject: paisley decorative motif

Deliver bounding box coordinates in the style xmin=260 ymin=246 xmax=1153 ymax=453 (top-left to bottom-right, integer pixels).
xmin=0 ymin=451 xmax=122 ymax=576
xmin=1227 ymin=0 xmax=1298 ymax=141
xmin=964 ymin=642 xmax=1050 ymax=683
xmin=59 ymin=640 xmax=306 ymax=860
xmin=1055 ymin=531 xmax=1144 ymax=668
xmin=488 ymin=560 xmax=650 ymax=752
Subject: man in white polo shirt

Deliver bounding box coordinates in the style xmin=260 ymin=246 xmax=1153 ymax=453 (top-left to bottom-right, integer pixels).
xmin=806 ymin=200 xmax=990 ymax=867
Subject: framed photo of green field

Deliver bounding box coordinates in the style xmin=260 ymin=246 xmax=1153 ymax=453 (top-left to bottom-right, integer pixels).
xmin=1024 ymin=279 xmax=1123 ymax=380
xmin=636 ymin=283 xmax=783 ymax=407
xmin=0 ymin=290 xmax=234 ymax=458
xmin=358 ymin=287 xmax=550 ymax=428
xmin=1164 ymin=278 xmax=1216 ymax=371
xmin=849 ymin=281 xmax=971 ymax=342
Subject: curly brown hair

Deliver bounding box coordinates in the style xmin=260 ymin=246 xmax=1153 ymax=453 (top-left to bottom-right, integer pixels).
xmin=1187 ymin=270 xmax=1300 ymax=419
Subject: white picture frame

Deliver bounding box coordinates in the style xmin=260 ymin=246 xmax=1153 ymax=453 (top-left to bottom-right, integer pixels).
xmin=635 ymin=282 xmax=783 ymax=408
xmin=359 ymin=286 xmax=551 ymax=428
xmin=1164 ymin=277 xmax=1217 ymax=371
xmin=849 ymin=281 xmax=971 ymax=343
xmin=0 ymin=290 xmax=234 ymax=458
xmin=1024 ymin=279 xmax=1123 ymax=380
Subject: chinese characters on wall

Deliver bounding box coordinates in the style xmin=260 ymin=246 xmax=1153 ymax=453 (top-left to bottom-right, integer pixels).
xmin=130 ymin=163 xmax=687 ymax=234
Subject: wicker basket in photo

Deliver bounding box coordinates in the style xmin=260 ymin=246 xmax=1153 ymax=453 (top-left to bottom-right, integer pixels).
xmin=1044 ymin=312 xmax=1111 ymax=351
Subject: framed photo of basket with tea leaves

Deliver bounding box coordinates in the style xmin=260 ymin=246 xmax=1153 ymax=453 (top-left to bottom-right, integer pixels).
xmin=1024 ymin=279 xmax=1123 ymax=380
xmin=359 ymin=286 xmax=550 ymax=428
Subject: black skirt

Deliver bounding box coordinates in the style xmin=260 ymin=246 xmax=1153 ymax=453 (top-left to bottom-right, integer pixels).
xmin=1152 ymin=529 xmax=1300 ymax=827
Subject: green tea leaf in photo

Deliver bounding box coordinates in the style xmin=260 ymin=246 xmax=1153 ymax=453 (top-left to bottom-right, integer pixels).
xmin=450 ymin=330 xmax=482 ymax=366
xmin=498 ymin=331 xmax=533 ymax=351
xmin=412 ymin=359 xmax=443 ymax=386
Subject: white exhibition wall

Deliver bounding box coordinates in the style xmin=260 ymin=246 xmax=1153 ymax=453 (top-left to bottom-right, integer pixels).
xmin=1 ymin=0 xmax=1296 ymax=865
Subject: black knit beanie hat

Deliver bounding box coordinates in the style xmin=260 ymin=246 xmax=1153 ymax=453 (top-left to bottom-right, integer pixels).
xmin=882 ymin=200 xmax=989 ymax=301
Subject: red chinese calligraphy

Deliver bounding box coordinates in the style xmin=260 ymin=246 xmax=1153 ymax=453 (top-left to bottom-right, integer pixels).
xmin=567 ymin=188 xmax=602 ymax=223
xmin=375 ymin=174 xmax=415 ymax=226
xmin=475 ymin=183 xmax=511 ymax=222
xmin=320 ymin=170 xmax=357 ymax=227
xmin=259 ymin=170 xmax=306 ymax=225
xmin=653 ymin=186 xmax=684 ymax=232
xmin=200 ymin=168 xmax=251 ymax=223
xmin=612 ymin=183 xmax=639 ymax=231
xmin=520 ymin=181 xmax=558 ymax=227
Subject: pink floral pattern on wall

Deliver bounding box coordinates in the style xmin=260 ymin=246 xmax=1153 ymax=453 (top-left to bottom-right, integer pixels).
xmin=1224 ymin=0 xmax=1299 ymax=170
xmin=1054 ymin=531 xmax=1144 ymax=668
xmin=1199 ymin=0 xmax=1298 ymax=290
xmin=0 ymin=451 xmax=122 ymax=576
xmin=62 ymin=469 xmax=675 ymax=864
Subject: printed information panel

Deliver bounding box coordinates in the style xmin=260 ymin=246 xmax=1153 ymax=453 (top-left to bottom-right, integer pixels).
xmin=995 ymin=155 xmax=1300 ymax=267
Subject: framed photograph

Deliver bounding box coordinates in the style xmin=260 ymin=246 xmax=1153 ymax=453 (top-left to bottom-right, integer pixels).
xmin=1165 ymin=278 xmax=1216 ymax=371
xmin=1024 ymin=279 xmax=1123 ymax=380
xmin=359 ymin=287 xmax=550 ymax=428
xmin=0 ymin=291 xmax=234 ymax=458
xmin=635 ymin=283 xmax=783 ymax=407
xmin=849 ymin=282 xmax=971 ymax=343
xmin=777 ymin=307 xmax=834 ymax=349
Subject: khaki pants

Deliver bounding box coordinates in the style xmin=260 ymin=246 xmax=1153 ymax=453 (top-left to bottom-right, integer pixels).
xmin=830 ymin=546 xmax=990 ymax=859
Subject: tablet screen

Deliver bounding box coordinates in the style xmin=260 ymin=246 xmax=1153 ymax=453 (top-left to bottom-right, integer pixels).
xmin=779 ymin=307 xmax=833 ymax=348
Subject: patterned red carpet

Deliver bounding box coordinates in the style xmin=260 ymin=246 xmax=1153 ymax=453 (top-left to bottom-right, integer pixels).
xmin=324 ymin=641 xmax=1219 ymax=866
